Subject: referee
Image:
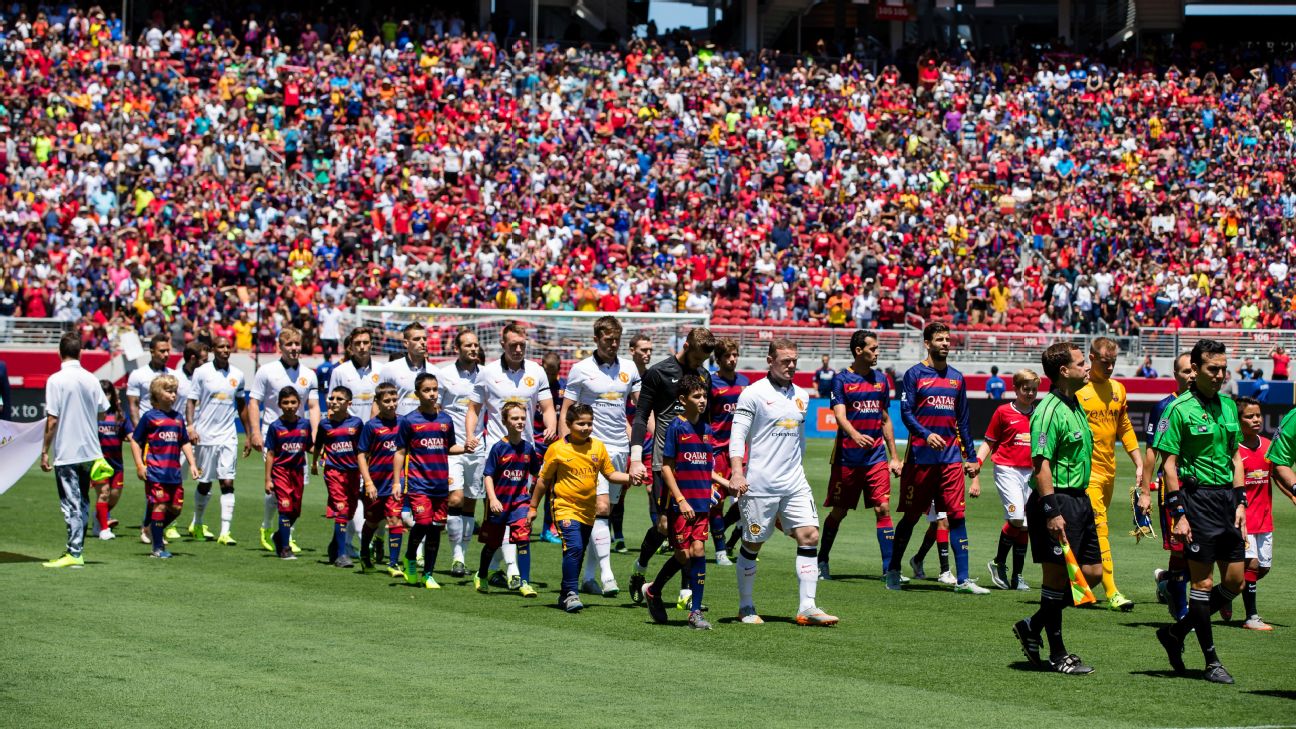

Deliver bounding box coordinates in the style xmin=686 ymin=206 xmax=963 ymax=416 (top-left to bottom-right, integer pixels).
xmin=1012 ymin=342 xmax=1101 ymax=675
xmin=627 ymin=327 xmax=716 ymax=602
xmin=1152 ymin=339 xmax=1246 ymax=685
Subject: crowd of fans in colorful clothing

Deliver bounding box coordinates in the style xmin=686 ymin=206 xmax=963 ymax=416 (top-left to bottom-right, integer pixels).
xmin=3 ymin=4 xmax=1296 ymax=354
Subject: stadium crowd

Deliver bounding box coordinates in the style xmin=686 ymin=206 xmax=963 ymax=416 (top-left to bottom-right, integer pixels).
xmin=3 ymin=6 xmax=1296 ymax=352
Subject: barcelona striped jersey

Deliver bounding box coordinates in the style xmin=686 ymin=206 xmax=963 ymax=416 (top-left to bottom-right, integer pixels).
xmin=267 ymin=417 xmax=313 ymax=489
xmin=709 ymin=372 xmax=749 ymax=453
xmin=132 ymin=409 xmax=189 ymax=485
xmin=98 ymin=411 xmax=131 ymax=470
xmin=485 ymin=438 xmax=542 ymax=522
xmin=359 ymin=416 xmax=401 ymax=496
xmin=831 ymin=367 xmax=890 ymax=467
xmin=318 ymin=415 xmax=363 ymax=471
xmin=534 ymin=377 xmax=565 ymax=452
xmin=900 ymin=362 xmax=975 ymax=466
xmin=662 ymin=416 xmax=716 ymax=512
xmin=399 ymin=411 xmax=456 ymax=496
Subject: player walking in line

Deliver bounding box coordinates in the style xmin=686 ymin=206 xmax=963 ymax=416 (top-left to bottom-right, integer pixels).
xmin=313 ymin=386 xmax=363 ymax=568
xmin=818 ymin=330 xmax=902 ymax=580
xmin=729 ymin=339 xmax=839 ymax=627
xmin=886 ymin=322 xmax=987 ymax=594
xmin=614 ymin=333 xmax=655 ymax=552
xmin=378 ymin=322 xmax=433 ymax=417
xmin=264 ymin=388 xmax=313 ymax=561
xmin=248 ymin=327 xmax=320 ymax=553
xmin=708 ymin=338 xmax=747 ymax=567
xmin=357 ymin=383 xmax=406 ymax=578
xmin=1076 ymin=337 xmax=1144 ymax=611
xmin=974 ymin=369 xmax=1040 ymax=591
xmin=329 ymin=327 xmax=379 ymax=554
xmin=1146 ymin=353 xmax=1193 ymax=620
xmin=186 ymin=336 xmax=248 ymax=545
xmin=126 ymin=334 xmax=190 ymax=544
xmin=475 ymin=402 xmax=542 ymax=598
xmin=1011 ymin=342 xmax=1101 ymax=675
xmin=130 ymin=376 xmax=201 ymax=559
xmin=562 ymin=316 xmax=641 ymax=598
xmin=93 ymin=381 xmax=129 ymax=540
xmin=436 ymin=329 xmax=486 ymax=579
xmin=396 ymin=374 xmax=464 ymax=589
xmin=1235 ymin=396 xmax=1281 ymax=630
xmin=1152 ymin=339 xmax=1247 ymax=685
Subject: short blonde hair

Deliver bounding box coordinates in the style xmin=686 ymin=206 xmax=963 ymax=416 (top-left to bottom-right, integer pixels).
xmin=1012 ymin=369 xmax=1041 ymax=388
xmin=149 ymin=374 xmax=179 ymax=403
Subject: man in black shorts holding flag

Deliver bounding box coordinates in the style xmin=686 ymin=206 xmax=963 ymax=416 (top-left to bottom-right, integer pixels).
xmin=1012 ymin=342 xmax=1102 ymax=675
xmin=1151 ymin=339 xmax=1246 ymax=685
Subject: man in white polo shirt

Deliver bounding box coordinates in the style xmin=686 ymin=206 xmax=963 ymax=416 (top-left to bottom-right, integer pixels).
xmin=466 ymin=322 xmax=557 ymax=588
xmin=247 ymin=326 xmax=320 ymax=551
xmin=186 ymin=336 xmax=247 ymax=545
xmin=562 ymin=315 xmax=640 ymax=597
xmin=436 ymin=329 xmax=486 ymax=577
xmin=41 ymin=332 xmax=110 ymax=568
xmin=319 ymin=297 xmax=344 ymax=360
xmin=378 ymin=322 xmax=431 ymax=417
xmin=330 ymin=327 xmax=379 ymax=423
xmin=126 ymin=333 xmax=189 ymax=424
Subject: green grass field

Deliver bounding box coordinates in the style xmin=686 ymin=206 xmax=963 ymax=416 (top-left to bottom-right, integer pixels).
xmin=2 ymin=439 xmax=1293 ymax=728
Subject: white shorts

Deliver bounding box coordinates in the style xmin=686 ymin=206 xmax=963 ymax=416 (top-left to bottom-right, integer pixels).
xmin=738 ymin=485 xmax=819 ymax=544
xmin=195 ymin=442 xmax=237 ymax=482
xmin=448 ymin=448 xmax=486 ymax=500
xmin=925 ymin=502 xmax=948 ymax=523
xmin=1246 ymin=532 xmax=1273 ymax=568
xmin=596 ymin=450 xmax=629 ymax=503
xmin=994 ymin=465 xmax=1033 ymax=524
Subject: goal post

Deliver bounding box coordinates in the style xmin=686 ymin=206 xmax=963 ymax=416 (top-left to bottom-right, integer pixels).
xmin=349 ymin=306 xmax=710 ymax=365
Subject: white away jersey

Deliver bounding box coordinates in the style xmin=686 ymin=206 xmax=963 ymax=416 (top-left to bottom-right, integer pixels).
xmin=563 ymin=355 xmax=640 ymax=453
xmin=730 ymin=377 xmax=810 ymax=496
xmin=126 ymin=363 xmax=190 ymax=413
xmin=437 ymin=360 xmax=486 ymax=445
xmin=330 ymin=359 xmax=380 ymax=422
xmin=250 ymin=359 xmax=317 ymax=429
xmin=379 ymin=355 xmax=433 ymax=416
xmin=187 ymin=362 xmax=246 ymax=446
xmin=471 ymin=358 xmax=552 ymax=443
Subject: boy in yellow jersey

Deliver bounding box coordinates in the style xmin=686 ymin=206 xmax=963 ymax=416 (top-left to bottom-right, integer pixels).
xmin=1076 ymin=338 xmax=1145 ymax=611
xmin=533 ymin=403 xmax=631 ymax=612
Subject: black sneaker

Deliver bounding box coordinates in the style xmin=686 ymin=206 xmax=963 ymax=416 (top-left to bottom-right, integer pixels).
xmin=1050 ymin=654 xmax=1094 ymax=675
xmin=1012 ymin=619 xmax=1044 ymax=668
xmin=629 ymin=570 xmax=646 ymax=605
xmin=1203 ymin=662 xmax=1234 ymax=684
xmin=1156 ymin=625 xmax=1187 ymax=673
xmin=612 ymin=538 xmax=627 ymax=554
xmin=643 ymin=583 xmax=669 ymax=624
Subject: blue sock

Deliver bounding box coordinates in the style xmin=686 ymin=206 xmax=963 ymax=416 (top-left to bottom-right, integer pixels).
xmin=388 ymin=532 xmax=403 ymax=568
xmin=690 ymin=555 xmax=706 ymax=612
xmin=150 ymin=519 xmax=165 ymax=550
xmin=277 ymin=514 xmax=292 ymax=552
xmin=949 ymin=519 xmax=970 ymax=583
xmin=877 ymin=523 xmax=895 ymax=573
xmin=1169 ymin=569 xmax=1189 ymax=621
xmin=518 ymin=542 xmax=531 ymax=582
xmin=710 ymin=514 xmax=726 ymax=553
xmin=333 ymin=522 xmax=348 ymax=558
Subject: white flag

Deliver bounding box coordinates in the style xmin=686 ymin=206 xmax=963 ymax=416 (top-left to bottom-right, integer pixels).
xmin=0 ymin=420 xmax=45 ymax=496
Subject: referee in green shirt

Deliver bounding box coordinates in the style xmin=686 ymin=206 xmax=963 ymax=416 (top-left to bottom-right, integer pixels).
xmin=1012 ymin=342 xmax=1101 ymax=675
xmin=1151 ymin=339 xmax=1246 ymax=685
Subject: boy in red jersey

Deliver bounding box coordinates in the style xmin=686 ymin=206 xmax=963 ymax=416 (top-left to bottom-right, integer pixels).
xmin=973 ymin=369 xmax=1039 ymax=590
xmin=130 ymin=376 xmax=200 ymax=559
xmin=313 ymin=386 xmax=364 ymax=569
xmin=1235 ymin=397 xmax=1275 ymax=630
xmin=265 ymin=387 xmax=313 ymax=560
xmin=476 ymin=402 xmax=541 ymax=597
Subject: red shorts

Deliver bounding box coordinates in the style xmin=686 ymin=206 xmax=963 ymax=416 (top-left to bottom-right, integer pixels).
xmin=324 ymin=468 xmax=361 ymax=522
xmin=713 ymin=450 xmax=732 ymax=480
xmin=363 ymin=492 xmax=403 ymax=522
xmin=898 ymin=462 xmax=966 ymax=518
xmin=406 ymin=492 xmax=449 ymax=526
xmin=273 ymin=483 xmax=305 ymax=520
xmin=478 ymin=516 xmax=531 ymax=546
xmin=641 ymin=457 xmax=654 ymax=488
xmin=146 ymin=481 xmax=184 ymax=509
xmin=825 ymin=461 xmax=891 ymax=510
xmin=96 ymin=470 xmax=124 ymax=490
xmin=669 ymin=511 xmax=710 ymax=550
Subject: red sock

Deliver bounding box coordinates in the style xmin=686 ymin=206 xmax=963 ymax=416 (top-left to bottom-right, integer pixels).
xmin=877 ymin=515 xmax=894 ymax=529
xmin=1001 ymin=522 xmax=1018 ymax=538
xmin=1244 ymin=569 xmax=1259 ymax=582
xmin=96 ymin=502 xmax=110 ymax=531
xmin=1015 ymin=529 xmax=1030 ymax=546
xmin=936 ymin=528 xmax=949 ymax=545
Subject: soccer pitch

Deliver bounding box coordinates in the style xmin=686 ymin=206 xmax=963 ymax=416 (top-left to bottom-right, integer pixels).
xmin=2 ymin=440 xmax=1292 ymax=729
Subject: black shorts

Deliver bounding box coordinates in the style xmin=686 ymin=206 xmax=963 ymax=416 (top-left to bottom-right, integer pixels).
xmin=1181 ymin=487 xmax=1245 ymax=564
xmin=1026 ymin=489 xmax=1100 ymax=566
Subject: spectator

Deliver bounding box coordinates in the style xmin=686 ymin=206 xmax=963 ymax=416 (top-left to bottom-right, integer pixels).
xmin=985 ymin=366 xmax=1006 ymax=400
xmin=1238 ymin=358 xmax=1262 ymax=381
xmin=1136 ymin=356 xmax=1159 ymax=379
xmin=815 ymin=355 xmax=835 ymax=399
xmin=1270 ymin=345 xmax=1290 ymax=381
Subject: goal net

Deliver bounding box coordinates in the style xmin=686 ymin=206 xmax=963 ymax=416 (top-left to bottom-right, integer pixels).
xmin=349 ymin=306 xmax=710 ymax=366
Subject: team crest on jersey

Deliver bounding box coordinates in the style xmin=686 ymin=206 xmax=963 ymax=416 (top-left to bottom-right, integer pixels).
xmin=949 ymin=379 xmax=957 ymax=387
xmin=229 ymin=377 xmax=238 ymax=387
xmin=524 ymin=376 xmax=536 ymax=387
xmin=371 ymin=374 xmax=380 ymax=383
xmin=619 ymin=372 xmax=630 ymax=383
xmin=794 ymin=398 xmax=805 ymax=411
xmin=299 ymin=377 xmax=308 ymax=386
xmin=1008 ymin=504 xmax=1016 ymax=513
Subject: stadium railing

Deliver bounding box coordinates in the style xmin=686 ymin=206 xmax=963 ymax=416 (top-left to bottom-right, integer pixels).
xmin=1139 ymin=327 xmax=1296 ymax=362
xmin=0 ymin=317 xmax=72 ymax=347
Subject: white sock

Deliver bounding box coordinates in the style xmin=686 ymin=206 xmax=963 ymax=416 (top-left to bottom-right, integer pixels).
xmin=261 ymin=492 xmax=276 ymax=529
xmin=737 ymin=550 xmax=757 ymax=610
xmin=501 ymin=543 xmax=518 ymax=578
xmin=219 ymin=492 xmax=235 ymax=535
xmin=459 ymin=516 xmax=476 ymax=564
xmin=349 ymin=502 xmax=365 ymax=544
xmin=192 ymin=490 xmax=211 ymax=527
xmin=489 ymin=549 xmax=503 ymax=572
xmin=796 ymin=553 xmax=818 ymax=612
xmin=592 ymin=517 xmax=614 ymax=584
xmin=447 ymin=514 xmax=465 ymax=562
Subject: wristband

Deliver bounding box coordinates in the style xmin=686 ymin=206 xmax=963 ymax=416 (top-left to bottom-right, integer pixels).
xmin=630 ymin=445 xmax=643 ymax=462
xmin=1040 ymin=493 xmax=1060 ymax=517
xmin=1235 ymin=489 xmax=1248 ymax=508
xmin=1165 ymin=490 xmax=1186 ymax=518
xmin=976 ymin=457 xmax=983 ymax=466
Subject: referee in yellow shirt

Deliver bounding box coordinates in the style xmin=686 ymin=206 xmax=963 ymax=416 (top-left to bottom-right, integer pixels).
xmin=1076 ymin=338 xmax=1144 ymax=611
